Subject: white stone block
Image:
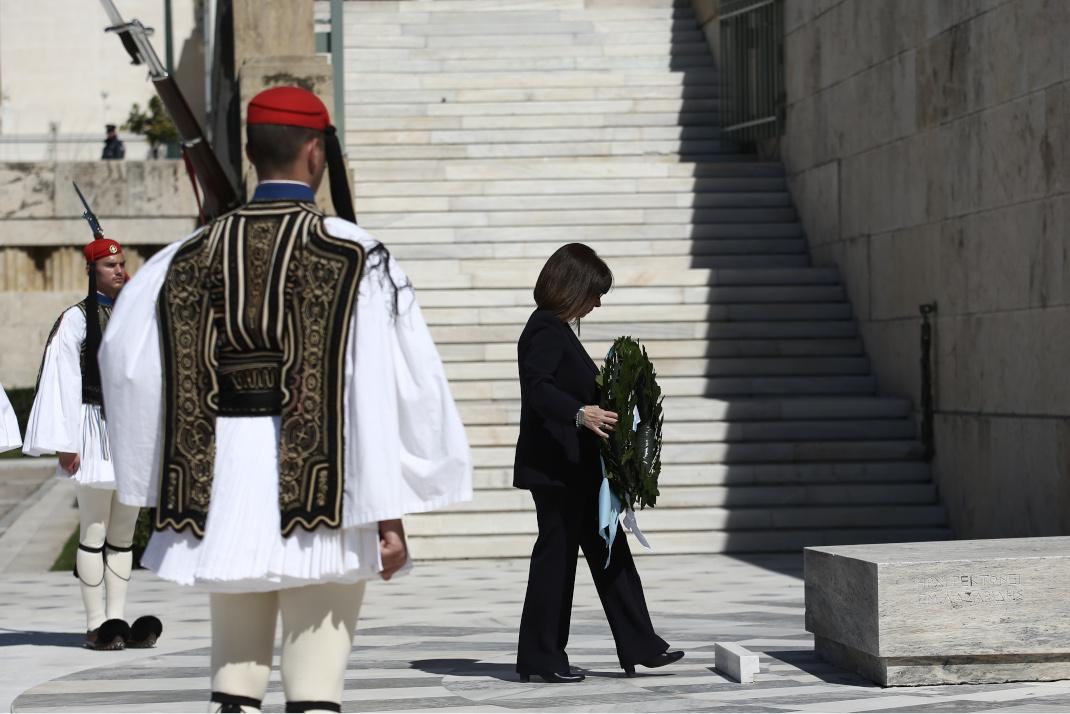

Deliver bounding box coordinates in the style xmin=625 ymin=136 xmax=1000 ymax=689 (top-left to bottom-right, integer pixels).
xmin=714 ymin=642 xmax=760 ymax=684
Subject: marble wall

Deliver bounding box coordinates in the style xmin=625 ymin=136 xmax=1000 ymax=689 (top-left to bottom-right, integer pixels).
xmin=779 ymin=0 xmax=1070 ymax=538
xmin=0 ymin=160 xmax=198 ymax=388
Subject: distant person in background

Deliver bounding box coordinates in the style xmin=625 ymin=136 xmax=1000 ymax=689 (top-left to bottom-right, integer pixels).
xmin=101 ymin=124 xmax=125 ymax=160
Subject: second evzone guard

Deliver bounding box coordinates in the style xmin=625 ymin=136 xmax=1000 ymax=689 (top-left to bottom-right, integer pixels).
xmin=23 ymin=221 xmax=161 ymax=650
xmin=100 ymin=86 xmax=472 ymax=712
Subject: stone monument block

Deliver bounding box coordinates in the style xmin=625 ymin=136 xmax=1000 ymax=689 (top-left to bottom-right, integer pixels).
xmin=805 ymin=537 xmax=1070 ymax=686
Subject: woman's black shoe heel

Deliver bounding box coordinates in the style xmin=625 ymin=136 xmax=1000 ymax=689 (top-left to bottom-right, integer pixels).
xmin=518 ymin=671 xmax=585 ymax=683
xmin=623 ymin=650 xmax=685 ymax=676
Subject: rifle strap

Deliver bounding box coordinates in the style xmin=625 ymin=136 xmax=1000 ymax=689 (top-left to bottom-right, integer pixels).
xmin=181 ymin=148 xmax=207 ymax=226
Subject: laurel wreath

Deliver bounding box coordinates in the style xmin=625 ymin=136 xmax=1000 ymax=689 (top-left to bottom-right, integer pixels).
xmin=596 ymin=336 xmax=663 ymax=510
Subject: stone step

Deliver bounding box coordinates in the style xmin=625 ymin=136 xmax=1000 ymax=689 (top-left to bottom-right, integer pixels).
xmin=457 ymin=396 xmax=912 ymax=426
xmin=371 ymin=222 xmax=804 ymax=245
xmin=360 ymin=207 xmax=797 ymax=229
xmin=345 ymin=84 xmax=721 ymax=105
xmin=345 ymin=41 xmax=714 ymax=61
xmin=390 ymin=238 xmax=807 ymax=260
xmin=470 ymin=460 xmax=932 ymax=490
xmin=346 ymin=54 xmax=716 ymax=74
xmin=346 ymin=69 xmax=718 ymax=91
xmin=422 ymin=303 xmax=850 ymax=326
xmin=417 ymin=285 xmax=845 ymax=308
xmin=349 ymin=141 xmax=736 ymax=161
xmin=349 ymin=158 xmax=785 ymax=182
xmin=347 ymin=98 xmax=722 ymax=117
xmin=347 ymin=112 xmax=722 ymax=132
xmin=471 ymin=438 xmax=922 ymax=468
xmin=366 ymin=28 xmax=708 ymax=47
xmin=354 ymin=176 xmax=783 ymax=197
xmin=445 ymin=356 xmax=869 ymax=383
xmin=404 ymin=504 xmax=946 ymax=537
xmin=406 ymin=527 xmax=952 ymax=558
xmin=357 ymin=191 xmax=791 ymax=214
xmin=345 ymin=9 xmax=702 ymax=24
xmin=466 ymin=418 xmax=914 ymax=447
xmin=347 ymin=126 xmax=727 ymax=147
xmin=441 ymin=338 xmax=864 ymax=365
xmin=346 ymin=20 xmax=707 ymax=40
xmin=420 ymin=266 xmax=839 ymax=291
xmin=430 ymin=319 xmax=856 ymax=344
xmin=451 ymin=375 xmax=878 ymax=401
xmin=449 ymin=483 xmax=938 ymax=512
xmin=408 ymin=262 xmax=829 ymax=290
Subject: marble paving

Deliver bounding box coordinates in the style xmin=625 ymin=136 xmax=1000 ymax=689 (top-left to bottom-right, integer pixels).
xmin=5 ymin=554 xmax=1070 ymax=712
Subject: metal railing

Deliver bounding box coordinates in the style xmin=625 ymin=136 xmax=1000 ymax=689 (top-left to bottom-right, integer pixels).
xmin=719 ymin=0 xmax=784 ymax=145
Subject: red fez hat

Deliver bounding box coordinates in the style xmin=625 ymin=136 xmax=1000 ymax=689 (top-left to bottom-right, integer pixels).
xmin=246 ymin=85 xmax=357 ymax=223
xmin=83 ymin=238 xmax=122 ymax=263
xmin=248 ymin=86 xmax=332 ymax=131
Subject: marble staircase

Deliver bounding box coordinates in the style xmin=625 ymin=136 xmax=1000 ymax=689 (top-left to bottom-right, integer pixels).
xmin=343 ymin=0 xmax=949 ymax=558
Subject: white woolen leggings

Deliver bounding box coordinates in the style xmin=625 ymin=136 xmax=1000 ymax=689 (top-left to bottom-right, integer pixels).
xmin=76 ymin=485 xmax=140 ymax=631
xmin=208 ymin=580 xmax=366 ymax=713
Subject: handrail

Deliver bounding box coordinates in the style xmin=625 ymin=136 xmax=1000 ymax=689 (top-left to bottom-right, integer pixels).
xmin=719 ymin=0 xmax=784 ymax=146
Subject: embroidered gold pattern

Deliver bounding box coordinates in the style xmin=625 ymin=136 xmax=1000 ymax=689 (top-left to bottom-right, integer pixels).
xmin=156 ymin=201 xmax=364 ymax=537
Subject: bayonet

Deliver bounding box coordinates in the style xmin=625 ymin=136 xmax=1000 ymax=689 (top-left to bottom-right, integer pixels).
xmin=73 ymin=182 xmax=105 ymax=239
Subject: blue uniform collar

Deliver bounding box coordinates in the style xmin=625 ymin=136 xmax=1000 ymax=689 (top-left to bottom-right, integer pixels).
xmin=251 ymin=181 xmax=316 ymax=203
xmin=96 ymin=291 xmax=115 ymax=307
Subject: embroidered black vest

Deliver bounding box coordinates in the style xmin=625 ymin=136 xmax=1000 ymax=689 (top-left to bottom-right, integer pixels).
xmin=155 ymin=201 xmax=365 ymax=537
xmin=35 ymin=299 xmax=113 ymax=407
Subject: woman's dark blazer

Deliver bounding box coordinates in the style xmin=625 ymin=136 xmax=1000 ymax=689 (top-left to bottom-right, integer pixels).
xmin=513 ymin=308 xmax=601 ymax=492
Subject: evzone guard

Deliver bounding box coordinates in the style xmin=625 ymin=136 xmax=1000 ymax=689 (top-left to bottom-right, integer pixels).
xmin=100 ymin=86 xmax=472 ymax=712
xmin=23 ymin=188 xmax=161 ymax=650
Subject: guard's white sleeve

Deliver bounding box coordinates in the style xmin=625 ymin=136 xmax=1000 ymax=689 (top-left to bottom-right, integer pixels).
xmin=23 ymin=307 xmax=85 ymax=456
xmin=99 ymin=236 xmax=193 ymax=507
xmin=0 ymin=383 xmax=23 ymax=453
xmin=326 ymin=217 xmax=473 ymax=527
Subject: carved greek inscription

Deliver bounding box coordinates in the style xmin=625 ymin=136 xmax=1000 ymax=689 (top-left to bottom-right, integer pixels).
xmin=914 ymin=573 xmax=1023 ymax=608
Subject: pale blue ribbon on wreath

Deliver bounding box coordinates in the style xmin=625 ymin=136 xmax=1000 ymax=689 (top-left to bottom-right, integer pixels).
xmin=597 ymin=408 xmax=652 ymax=569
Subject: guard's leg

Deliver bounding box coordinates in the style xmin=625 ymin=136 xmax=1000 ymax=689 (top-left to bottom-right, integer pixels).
xmin=75 ymin=485 xmax=111 ymax=632
xmin=103 ymin=491 xmax=140 ymax=623
xmin=209 ymin=591 xmax=279 ymax=713
xmin=278 ymin=581 xmax=366 ymax=712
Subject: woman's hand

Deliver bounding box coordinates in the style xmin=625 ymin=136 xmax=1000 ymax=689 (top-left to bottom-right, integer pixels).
xmin=58 ymin=452 xmax=80 ymax=475
xmin=580 ymin=405 xmax=618 ymax=439
xmin=379 ymin=518 xmax=408 ymax=581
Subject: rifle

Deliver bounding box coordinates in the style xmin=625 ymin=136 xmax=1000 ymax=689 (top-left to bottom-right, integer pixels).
xmin=98 ymin=0 xmax=240 ymax=222
xmin=73 ymin=182 xmax=106 ymax=239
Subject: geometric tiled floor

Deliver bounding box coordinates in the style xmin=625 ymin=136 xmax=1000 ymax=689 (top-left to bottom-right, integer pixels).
xmin=7 ymin=554 xmax=1070 ymax=712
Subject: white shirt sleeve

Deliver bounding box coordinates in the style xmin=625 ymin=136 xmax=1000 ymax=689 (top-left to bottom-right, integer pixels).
xmin=22 ymin=307 xmax=85 ymax=456
xmin=327 ymin=218 xmax=473 ymax=527
xmin=0 ymin=383 xmax=23 ymax=453
xmin=99 ymin=236 xmax=193 ymax=507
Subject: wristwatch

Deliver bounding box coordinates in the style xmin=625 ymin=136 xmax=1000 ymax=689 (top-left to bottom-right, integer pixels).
xmin=575 ymin=406 xmax=585 ymax=429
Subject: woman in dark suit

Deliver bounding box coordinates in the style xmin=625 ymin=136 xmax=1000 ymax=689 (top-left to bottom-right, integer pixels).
xmin=514 ymin=243 xmax=684 ymax=683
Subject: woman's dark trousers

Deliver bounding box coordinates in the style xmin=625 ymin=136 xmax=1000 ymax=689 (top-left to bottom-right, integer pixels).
xmin=517 ymin=486 xmax=667 ymax=674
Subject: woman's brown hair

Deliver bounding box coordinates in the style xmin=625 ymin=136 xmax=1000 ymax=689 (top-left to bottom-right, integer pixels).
xmin=533 ymin=243 xmax=613 ymax=321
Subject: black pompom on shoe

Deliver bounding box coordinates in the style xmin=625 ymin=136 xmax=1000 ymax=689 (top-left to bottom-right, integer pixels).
xmin=127 ymin=615 xmax=163 ymax=649
xmin=86 ymin=619 xmax=130 ymax=650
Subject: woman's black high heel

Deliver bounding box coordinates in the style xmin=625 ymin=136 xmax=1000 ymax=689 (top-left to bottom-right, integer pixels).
xmin=518 ymin=670 xmax=585 ymax=683
xmin=622 ymin=650 xmax=685 ymax=676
